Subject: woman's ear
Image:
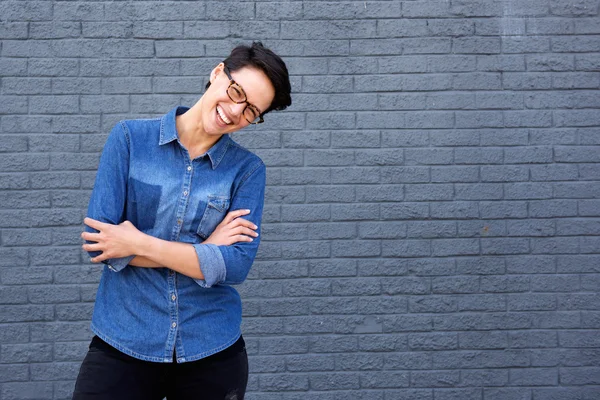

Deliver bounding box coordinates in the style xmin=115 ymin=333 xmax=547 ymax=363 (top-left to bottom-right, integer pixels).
xmin=209 ymin=63 xmax=226 ymax=84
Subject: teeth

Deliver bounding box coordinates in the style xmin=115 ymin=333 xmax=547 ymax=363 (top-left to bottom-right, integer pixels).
xmin=217 ymin=106 xmax=231 ymax=124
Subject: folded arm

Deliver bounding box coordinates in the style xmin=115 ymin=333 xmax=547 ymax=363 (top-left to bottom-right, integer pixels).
xmin=82 ymin=207 xmax=259 ymax=280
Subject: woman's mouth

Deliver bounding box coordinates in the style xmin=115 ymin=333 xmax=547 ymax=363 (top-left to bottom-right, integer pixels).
xmin=216 ymin=105 xmax=232 ymax=125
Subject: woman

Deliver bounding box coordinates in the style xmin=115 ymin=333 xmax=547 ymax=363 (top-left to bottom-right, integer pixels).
xmin=72 ymin=42 xmax=292 ymax=400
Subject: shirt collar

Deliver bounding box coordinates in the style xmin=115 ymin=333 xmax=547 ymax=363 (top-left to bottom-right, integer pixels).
xmin=159 ymin=106 xmax=231 ymax=170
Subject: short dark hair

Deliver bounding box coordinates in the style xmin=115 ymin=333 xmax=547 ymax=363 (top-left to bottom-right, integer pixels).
xmin=206 ymin=41 xmax=292 ymax=115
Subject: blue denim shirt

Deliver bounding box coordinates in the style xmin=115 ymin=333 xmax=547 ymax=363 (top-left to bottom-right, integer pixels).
xmin=85 ymin=106 xmax=265 ymax=363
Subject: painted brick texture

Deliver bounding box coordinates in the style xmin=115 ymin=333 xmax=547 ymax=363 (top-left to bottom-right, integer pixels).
xmin=1 ymin=1 xmax=599 ymax=398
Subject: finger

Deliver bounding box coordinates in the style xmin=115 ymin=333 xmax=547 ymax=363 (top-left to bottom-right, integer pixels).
xmin=223 ymin=209 xmax=251 ymax=224
xmin=82 ymin=243 xmax=103 ymax=252
xmin=83 ymin=217 xmax=107 ymax=231
xmin=232 ymin=234 xmax=253 ymax=243
xmin=228 ymin=217 xmax=258 ymax=230
xmin=81 ymin=231 xmax=101 ymax=242
xmin=231 ymin=226 xmax=259 ymax=237
xmin=90 ymin=254 xmax=107 ymax=263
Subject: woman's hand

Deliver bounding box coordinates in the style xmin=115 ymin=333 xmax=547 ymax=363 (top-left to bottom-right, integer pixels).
xmin=81 ymin=218 xmax=145 ymax=263
xmin=203 ymin=209 xmax=259 ymax=246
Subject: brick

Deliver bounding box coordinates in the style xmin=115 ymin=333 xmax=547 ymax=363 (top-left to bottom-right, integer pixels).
xmin=382 ymin=277 xmax=429 ymax=295
xmin=333 ymin=204 xmax=379 ymax=221
xmin=559 ymin=331 xmax=600 ymax=348
xmin=358 ymin=297 xmax=408 ymax=314
xmin=576 ymin=54 xmax=600 ymax=71
xmin=282 ymin=21 xmax=375 ymax=40
xmin=553 ymin=72 xmax=600 ymax=90
xmin=455 ymin=183 xmax=503 ymax=200
xmin=480 ymin=201 xmax=527 ymax=218
xmin=309 ymin=335 xmax=357 ymax=353
xmin=405 ymin=184 xmax=453 ymax=201
xmin=311 ymin=297 xmax=358 ymax=315
xmin=478 ymin=55 xmax=526 ymax=72
xmin=453 ymin=37 xmax=501 ymax=54
xmin=361 ymin=371 xmax=408 ymax=389
xmin=458 ymin=219 xmax=506 ymax=238
xmin=475 ymin=18 xmax=526 ymax=36
xmin=580 ymin=200 xmax=600 ymax=216
xmin=432 ymin=166 xmax=478 ymax=183
xmin=411 ymin=371 xmax=460 ymax=388
xmin=432 ymin=275 xmax=479 ymax=293
xmin=506 ymin=219 xmax=555 ymax=237
xmin=530 ymin=165 xmax=579 ymax=181
xmin=483 ymin=388 xmax=531 ymax=400
xmin=508 ymin=293 xmax=557 ymax=311
xmin=560 ymin=367 xmax=600 ymax=385
xmin=303 ymin=76 xmax=353 ymax=94
xmin=430 ymin=201 xmax=478 ymax=219
xmin=555 ymin=182 xmax=600 ymax=198
xmin=82 ymin=22 xmax=132 ymax=38
xmin=410 ymin=296 xmax=457 ymax=313
xmin=0 ymin=305 xmax=53 ymax=323
xmin=381 ymin=131 xmax=429 ymax=148
xmin=558 ymin=293 xmax=600 ymax=310
xmin=533 ymin=388 xmax=600 ymax=400
xmin=456 ymin=111 xmax=503 ymax=128
xmin=402 ymin=38 xmax=452 ymax=55
xmin=2 ymin=77 xmax=52 ymax=94
xmin=377 ymin=19 xmax=428 ymax=37
xmin=379 ymin=93 xmax=427 ymax=110
xmin=505 ymin=111 xmax=553 ymax=128
xmin=402 ymin=1 xmax=450 ymax=17
xmin=456 ymin=257 xmax=505 ymax=275
xmin=1 ymin=382 xmax=54 ymax=400
xmin=29 ymin=95 xmax=79 ymax=114
xmin=357 ymin=259 xmax=407 ymax=277
xmin=532 ymin=237 xmax=580 ymax=254
xmin=405 ymin=149 xmax=453 ymax=165
xmin=409 ymin=333 xmax=457 ymax=351
xmin=377 ymin=56 xmax=427 ymax=74
xmin=0 ymin=343 xmax=53 ymax=363
xmin=406 ymin=221 xmax=456 ymax=239
xmin=459 ymin=331 xmax=508 ymax=349
xmin=358 ymin=221 xmax=406 ymax=239
xmin=306 ymin=186 xmax=354 ymax=203
xmin=428 ymin=19 xmax=475 ymax=37
xmin=503 ymin=72 xmax=552 ymax=90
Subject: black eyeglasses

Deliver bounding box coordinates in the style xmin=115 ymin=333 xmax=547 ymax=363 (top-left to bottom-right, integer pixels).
xmin=223 ymin=66 xmax=264 ymax=125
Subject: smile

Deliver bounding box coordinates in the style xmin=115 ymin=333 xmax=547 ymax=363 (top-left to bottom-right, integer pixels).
xmin=216 ymin=105 xmax=232 ymax=125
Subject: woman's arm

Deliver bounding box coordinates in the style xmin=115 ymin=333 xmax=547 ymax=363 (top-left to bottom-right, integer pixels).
xmin=82 ymin=208 xmax=258 ymax=279
xmin=84 ymin=122 xmax=135 ymax=271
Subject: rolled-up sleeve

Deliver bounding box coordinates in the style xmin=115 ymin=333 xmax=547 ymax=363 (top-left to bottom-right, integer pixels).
xmin=193 ymin=162 xmax=266 ymax=287
xmin=85 ymin=121 xmax=133 ymax=272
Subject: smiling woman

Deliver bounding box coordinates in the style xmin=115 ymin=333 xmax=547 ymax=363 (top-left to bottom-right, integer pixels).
xmin=72 ymin=42 xmax=292 ymax=400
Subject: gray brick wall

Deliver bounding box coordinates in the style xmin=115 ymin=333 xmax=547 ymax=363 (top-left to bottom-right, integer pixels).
xmin=1 ymin=0 xmax=599 ymax=398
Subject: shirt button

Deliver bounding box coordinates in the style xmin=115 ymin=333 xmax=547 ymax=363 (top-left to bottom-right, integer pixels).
xmin=183 ymin=191 xmax=188 ymax=196
xmin=177 ymin=219 xmax=182 ymax=225
xmin=172 ymin=322 xmax=177 ymax=328
xmin=171 ymin=294 xmax=176 ymax=301
xmin=187 ymin=166 xmax=192 ymax=171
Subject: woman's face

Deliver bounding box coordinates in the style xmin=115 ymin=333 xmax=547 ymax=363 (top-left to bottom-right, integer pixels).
xmin=201 ymin=63 xmax=275 ymax=136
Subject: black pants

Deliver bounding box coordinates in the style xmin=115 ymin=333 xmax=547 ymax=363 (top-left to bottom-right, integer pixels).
xmin=72 ymin=336 xmax=248 ymax=400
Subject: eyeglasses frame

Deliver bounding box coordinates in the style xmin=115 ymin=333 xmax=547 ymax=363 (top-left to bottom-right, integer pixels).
xmin=223 ymin=65 xmax=265 ymax=125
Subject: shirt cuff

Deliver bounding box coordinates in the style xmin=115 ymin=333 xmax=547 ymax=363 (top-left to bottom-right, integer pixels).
xmin=102 ymin=255 xmax=135 ymax=272
xmin=193 ymin=243 xmax=226 ymax=288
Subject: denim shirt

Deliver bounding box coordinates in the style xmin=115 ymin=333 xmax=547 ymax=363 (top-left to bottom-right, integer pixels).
xmin=85 ymin=106 xmax=265 ymax=363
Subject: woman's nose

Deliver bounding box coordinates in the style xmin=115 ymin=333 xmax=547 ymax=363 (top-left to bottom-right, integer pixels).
xmin=230 ymin=102 xmax=246 ymax=116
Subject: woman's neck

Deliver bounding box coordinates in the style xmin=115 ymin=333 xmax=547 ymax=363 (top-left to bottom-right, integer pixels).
xmin=176 ymin=99 xmax=222 ymax=158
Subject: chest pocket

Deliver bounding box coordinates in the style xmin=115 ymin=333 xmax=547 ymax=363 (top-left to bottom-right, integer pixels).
xmin=197 ymin=195 xmax=231 ymax=239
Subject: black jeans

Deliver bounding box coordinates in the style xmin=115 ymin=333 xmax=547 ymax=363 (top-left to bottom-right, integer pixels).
xmin=72 ymin=336 xmax=248 ymax=400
